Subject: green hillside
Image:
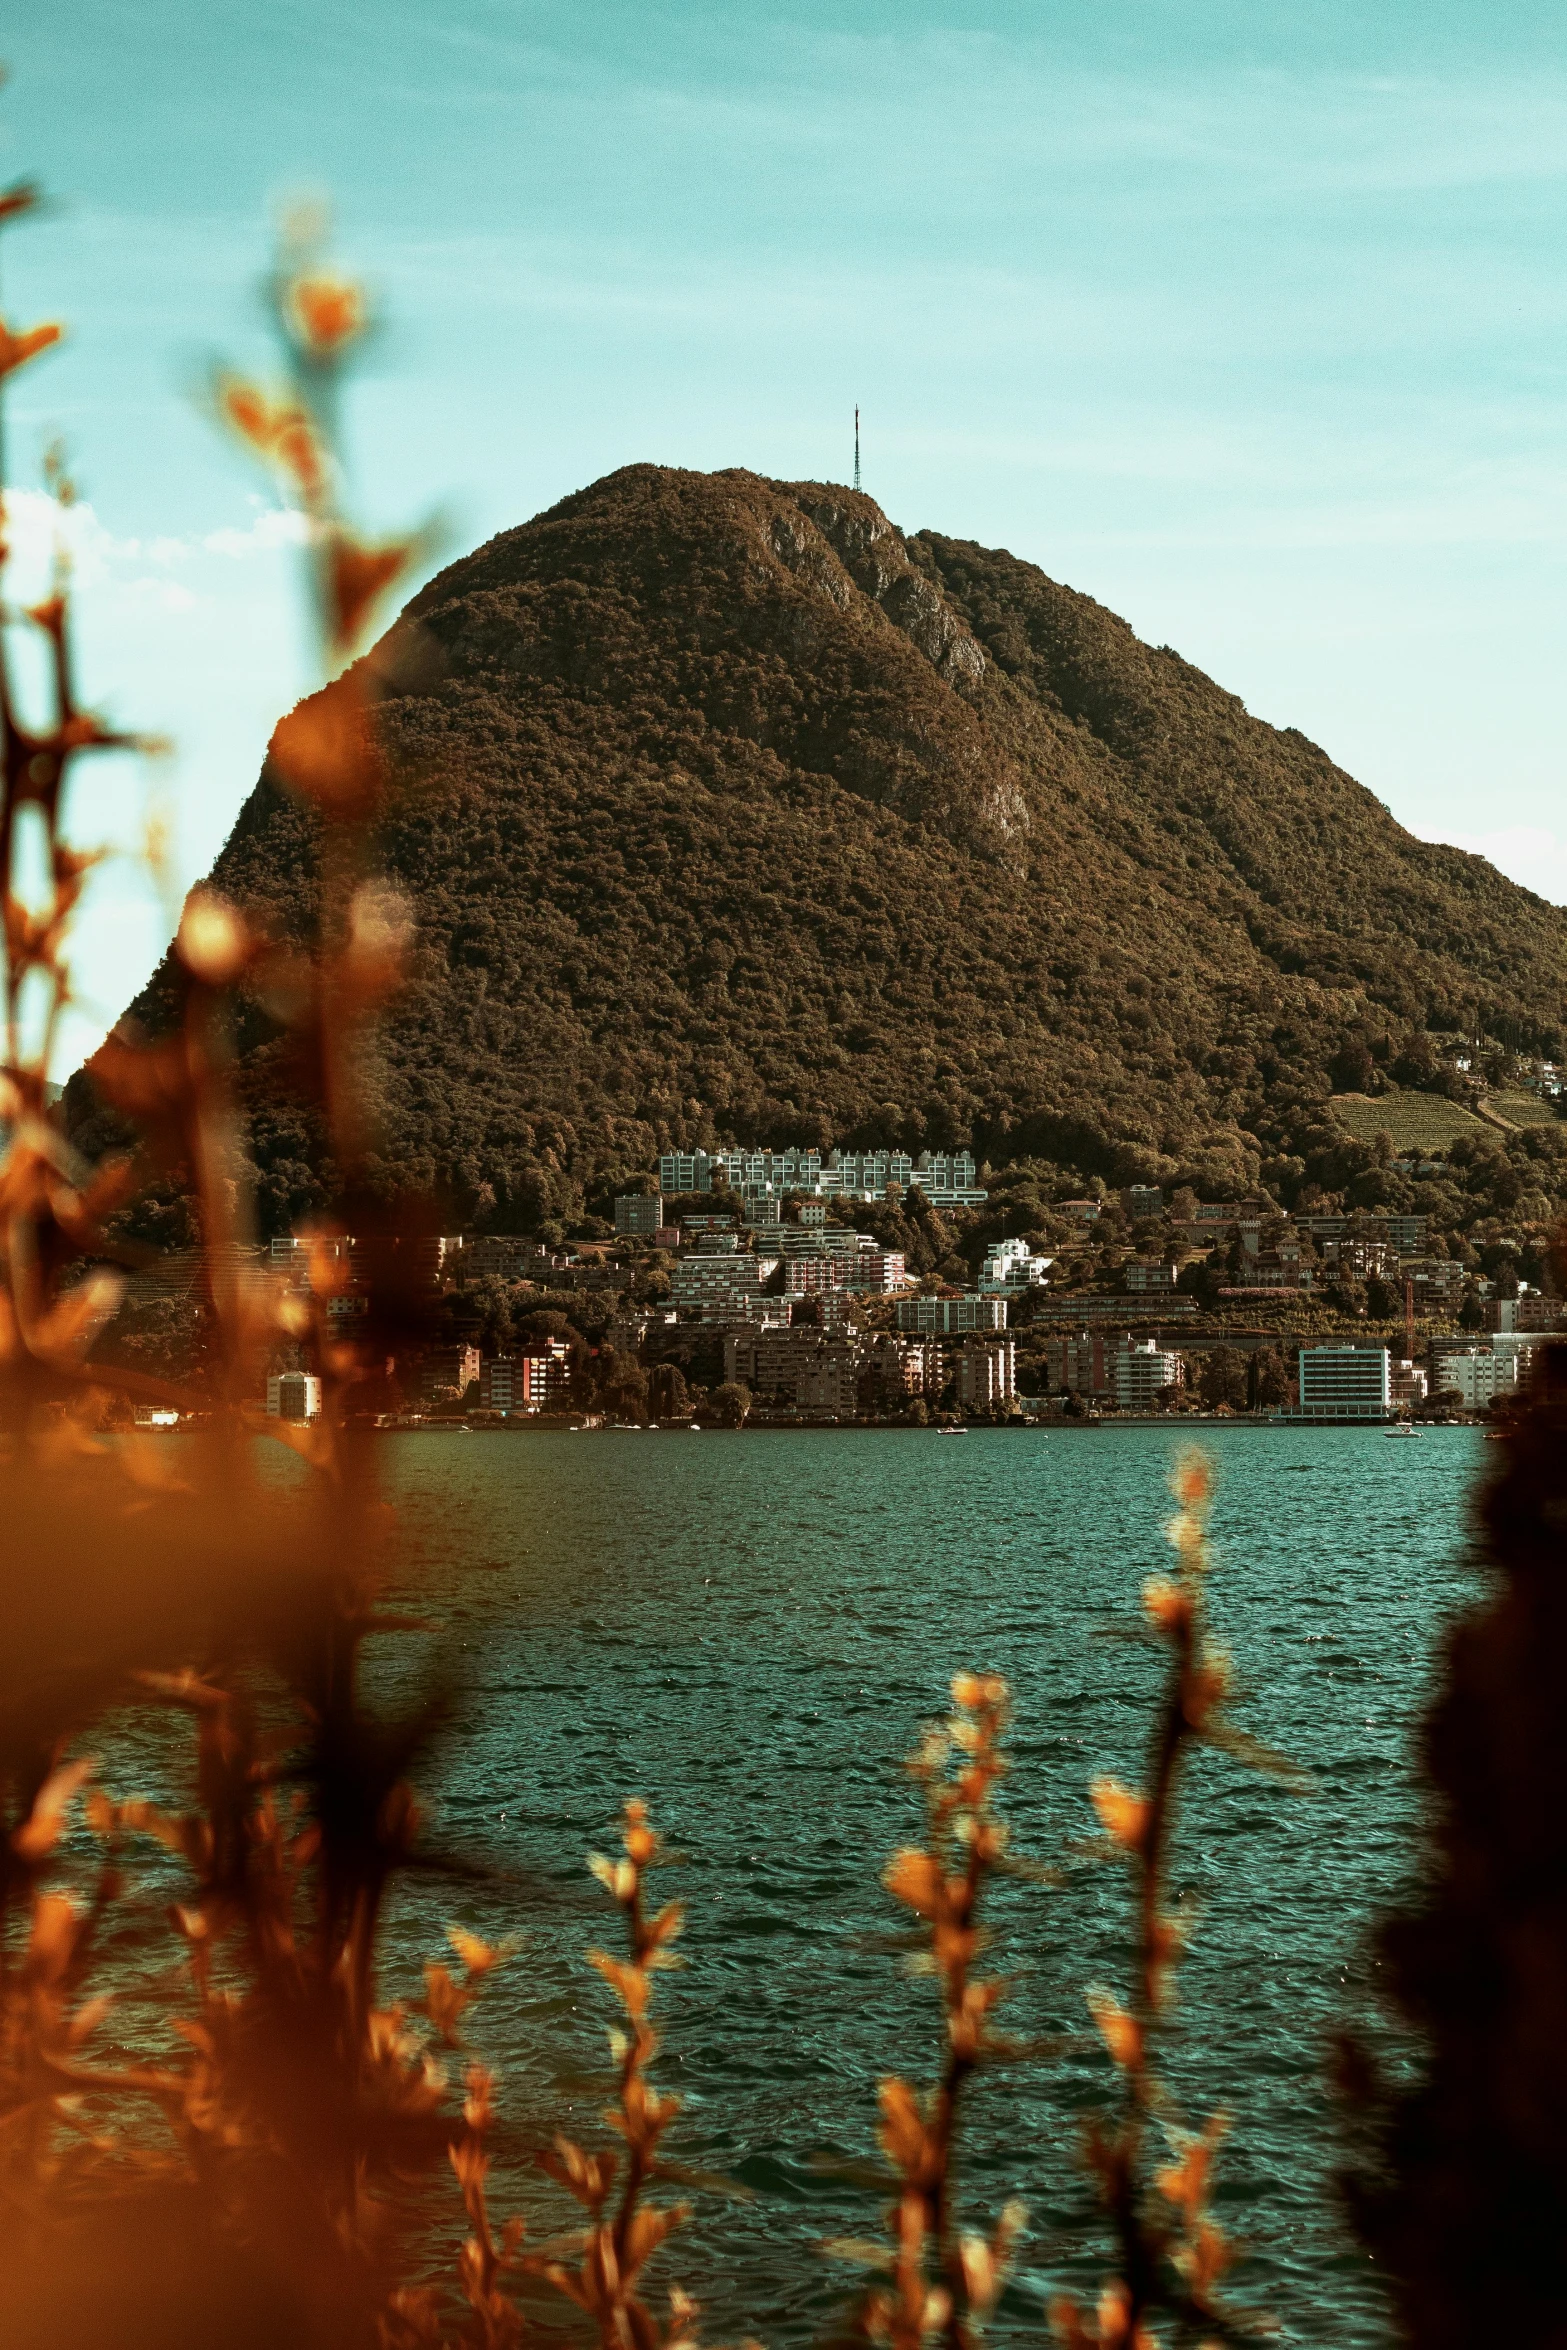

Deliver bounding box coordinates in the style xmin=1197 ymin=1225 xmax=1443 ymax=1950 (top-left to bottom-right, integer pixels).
xmin=71 ymin=464 xmax=1567 ymax=1241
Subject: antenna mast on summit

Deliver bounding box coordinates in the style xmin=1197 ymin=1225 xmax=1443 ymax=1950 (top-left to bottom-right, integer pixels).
xmin=853 ymin=405 xmax=861 ymax=493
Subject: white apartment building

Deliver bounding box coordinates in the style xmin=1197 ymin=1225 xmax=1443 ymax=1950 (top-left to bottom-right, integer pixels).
xmin=1435 ymin=1349 xmax=1511 ymax=1410
xmin=1295 ymin=1346 xmax=1391 ymax=1420
xmin=1112 ymin=1340 xmax=1182 ymax=1408
xmin=979 ymin=1236 xmax=1053 ymax=1294
xmin=1430 ymin=1336 xmax=1541 ymax=1409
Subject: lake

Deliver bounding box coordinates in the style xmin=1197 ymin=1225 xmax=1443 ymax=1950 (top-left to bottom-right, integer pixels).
xmin=361 ymin=1421 xmax=1485 ymax=2347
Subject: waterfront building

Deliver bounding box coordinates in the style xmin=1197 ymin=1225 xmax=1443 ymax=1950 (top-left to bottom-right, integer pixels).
xmin=955 ymin=1338 xmax=1017 ymax=1411
xmin=481 ymin=1357 xmax=516 ymax=1410
xmin=1112 ymin=1339 xmax=1182 ymax=1408
xmin=1294 ymin=1346 xmax=1392 ymax=1420
xmin=722 ymin=1325 xmax=860 ymax=1416
xmin=1043 ymin=1329 xmax=1115 ymax=1396
xmin=517 ymin=1339 xmax=571 ymax=1411
xmin=266 ymin=1371 xmax=322 ymax=1421
xmin=1435 ymin=1348 xmax=1513 ymax=1410
xmin=896 ymin=1293 xmax=1008 ymax=1334
xmin=420 ymin=1344 xmax=481 ymax=1404
xmin=858 ymin=1331 xmax=918 ymax=1411
xmin=614 ymin=1192 xmax=666 ymax=1236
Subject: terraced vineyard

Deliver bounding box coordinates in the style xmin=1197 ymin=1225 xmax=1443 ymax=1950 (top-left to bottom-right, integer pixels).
xmin=1330 ymin=1089 xmax=1487 ymax=1150
xmin=1485 ymin=1090 xmax=1563 ymax=1129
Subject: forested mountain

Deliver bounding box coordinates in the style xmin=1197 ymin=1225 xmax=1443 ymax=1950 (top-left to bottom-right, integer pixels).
xmin=74 ymin=464 xmax=1567 ymax=1234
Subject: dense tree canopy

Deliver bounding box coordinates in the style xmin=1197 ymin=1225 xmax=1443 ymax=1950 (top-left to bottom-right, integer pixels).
xmin=70 ymin=464 xmax=1567 ymax=1236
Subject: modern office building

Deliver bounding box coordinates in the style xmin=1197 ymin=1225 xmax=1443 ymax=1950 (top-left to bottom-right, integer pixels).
xmin=1293 ymin=1346 xmax=1392 ymax=1420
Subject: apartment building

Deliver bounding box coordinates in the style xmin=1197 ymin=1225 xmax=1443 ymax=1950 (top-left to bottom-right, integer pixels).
xmin=613 ymin=1192 xmax=666 ymax=1236
xmin=980 ymin=1236 xmax=1052 ymax=1293
xmin=955 ymin=1338 xmax=1017 ymax=1412
xmin=722 ymin=1325 xmax=859 ymax=1416
xmin=1121 ymin=1185 xmax=1164 ymax=1219
xmin=1112 ymin=1340 xmax=1182 ymax=1408
xmin=669 ymin=1255 xmax=770 ymax=1321
xmin=1302 ymin=1214 xmax=1427 ymax=1256
xmin=1404 ymin=1258 xmax=1468 ymax=1308
xmin=1321 ymin=1236 xmax=1400 ymax=1282
xmin=896 ymin=1294 xmax=1008 ymax=1334
xmin=1433 ymin=1348 xmax=1512 ymax=1410
xmin=1042 ymin=1329 xmax=1115 ymax=1396
xmin=266 ymin=1371 xmax=322 ymax=1421
xmin=1123 ymin=1259 xmax=1177 ymax=1292
xmin=1490 ymin=1294 xmax=1567 ymax=1333
xmin=420 ymin=1344 xmax=481 ymax=1403
xmin=658 ymin=1147 xmax=986 ymax=1207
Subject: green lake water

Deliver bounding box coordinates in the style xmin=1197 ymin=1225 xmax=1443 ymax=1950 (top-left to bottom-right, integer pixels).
xmin=362 ymin=1421 xmax=1485 ymax=2347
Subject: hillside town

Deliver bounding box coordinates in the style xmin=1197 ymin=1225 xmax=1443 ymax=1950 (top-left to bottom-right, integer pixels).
xmin=118 ymin=1139 xmax=1561 ymax=1432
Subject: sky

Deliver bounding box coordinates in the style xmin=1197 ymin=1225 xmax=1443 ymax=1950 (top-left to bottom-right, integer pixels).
xmin=5 ymin=0 xmax=1567 ymax=1073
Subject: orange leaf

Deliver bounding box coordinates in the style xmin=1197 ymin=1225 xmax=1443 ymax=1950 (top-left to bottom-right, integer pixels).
xmin=1087 ymin=1989 xmax=1143 ymax=2072
xmin=883 ymin=1846 xmax=943 ymax=1916
xmin=1090 ymin=1775 xmax=1151 ymax=1854
xmin=268 ymin=673 xmax=385 ymax=819
xmin=12 ymin=1758 xmax=96 ymax=1863
xmin=0 ymin=318 xmax=63 ymax=379
xmin=327 ymin=532 xmax=413 ymax=655
xmin=287 ymin=272 xmax=366 ymax=356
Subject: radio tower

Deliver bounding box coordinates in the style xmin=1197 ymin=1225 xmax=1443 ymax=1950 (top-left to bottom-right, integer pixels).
xmin=853 ymin=405 xmax=861 ymax=493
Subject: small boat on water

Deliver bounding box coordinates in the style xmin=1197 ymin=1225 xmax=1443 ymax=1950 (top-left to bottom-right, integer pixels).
xmin=1385 ymin=1422 xmax=1421 ymax=1440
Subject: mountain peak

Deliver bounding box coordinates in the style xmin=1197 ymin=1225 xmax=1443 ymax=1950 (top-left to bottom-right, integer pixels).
xmin=86 ymin=464 xmax=1567 ymax=1229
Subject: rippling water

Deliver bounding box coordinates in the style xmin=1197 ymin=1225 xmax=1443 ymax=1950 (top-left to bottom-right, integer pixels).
xmin=354 ymin=1421 xmax=1486 ymax=2346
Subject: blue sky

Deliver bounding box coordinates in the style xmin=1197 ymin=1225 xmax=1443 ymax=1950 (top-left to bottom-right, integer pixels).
xmin=6 ymin=1 xmax=1567 ymax=1069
